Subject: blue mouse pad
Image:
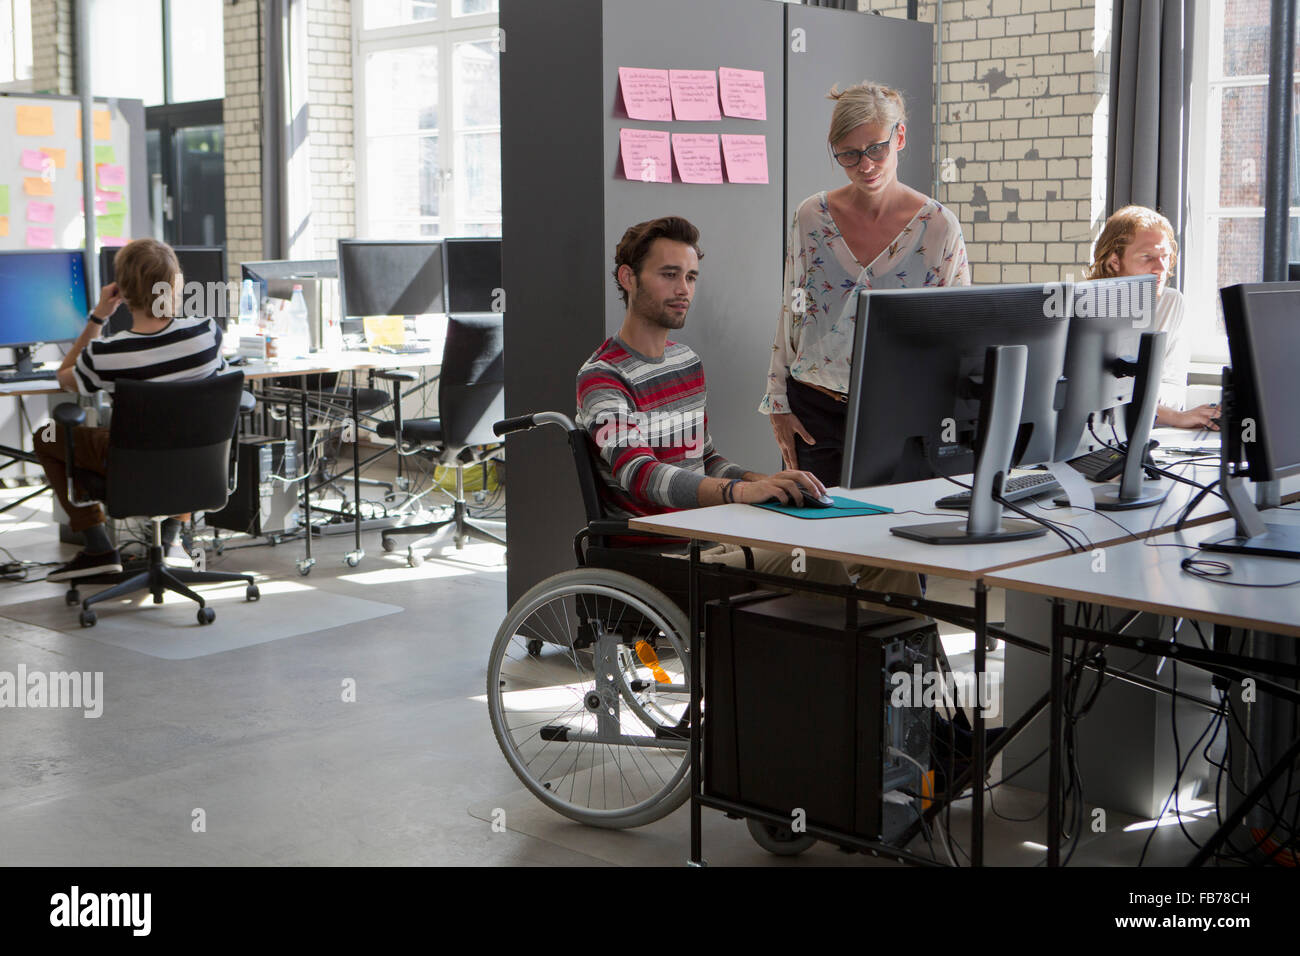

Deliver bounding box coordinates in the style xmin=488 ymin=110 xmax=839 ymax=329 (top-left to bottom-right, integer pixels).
xmin=754 ymin=495 xmax=893 ymax=519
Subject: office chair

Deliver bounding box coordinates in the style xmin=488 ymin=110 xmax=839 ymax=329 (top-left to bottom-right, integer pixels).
xmin=378 ymin=313 xmax=505 ymax=565
xmin=53 ymin=373 xmax=260 ymax=627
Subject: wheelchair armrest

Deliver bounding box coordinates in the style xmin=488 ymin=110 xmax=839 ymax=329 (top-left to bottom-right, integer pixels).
xmin=587 ymin=519 xmax=631 ymax=536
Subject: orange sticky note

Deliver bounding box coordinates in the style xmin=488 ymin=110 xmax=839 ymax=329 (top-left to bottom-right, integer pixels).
xmin=0 ymin=216 xmax=8 ymax=238
xmin=23 ymin=177 xmax=53 ymax=197
xmin=76 ymin=161 xmax=83 ymax=179
xmin=75 ymin=108 xmax=112 ymax=140
xmin=39 ymin=147 xmax=67 ymax=169
xmin=16 ymin=105 xmax=54 ymax=137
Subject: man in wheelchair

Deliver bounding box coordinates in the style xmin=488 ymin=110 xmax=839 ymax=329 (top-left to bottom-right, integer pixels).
xmin=576 ymin=215 xmax=921 ymax=601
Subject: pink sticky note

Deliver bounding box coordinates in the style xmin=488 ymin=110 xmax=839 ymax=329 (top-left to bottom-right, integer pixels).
xmin=668 ymin=69 xmax=721 ymax=121
xmin=671 ymin=134 xmax=723 ymax=184
xmin=95 ymin=188 xmax=120 ymax=205
xmin=719 ymin=67 xmax=767 ymax=121
xmin=100 ymin=236 xmax=128 ymax=247
xmin=26 ymin=200 xmax=55 ymax=223
xmin=21 ymin=149 xmax=52 ymax=173
xmin=619 ymin=129 xmax=673 ymax=183
xmin=96 ymin=163 xmax=127 ymax=187
xmin=26 ymin=226 xmax=55 ymax=248
xmin=618 ymin=68 xmax=672 ymax=122
xmin=80 ymin=195 xmax=108 ymax=215
xmin=721 ymin=133 xmax=769 ymax=184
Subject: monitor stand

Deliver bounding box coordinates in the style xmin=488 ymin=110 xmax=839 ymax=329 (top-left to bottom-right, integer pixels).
xmin=892 ymin=345 xmax=1047 ymax=545
xmin=1201 ymin=464 xmax=1300 ymax=561
xmin=4 ymin=346 xmax=37 ymax=376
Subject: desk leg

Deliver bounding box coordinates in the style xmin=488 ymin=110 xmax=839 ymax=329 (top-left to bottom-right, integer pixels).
xmin=688 ymin=538 xmax=705 ymax=867
xmin=972 ymin=580 xmax=987 ymax=867
xmin=299 ymin=391 xmax=315 ymax=575
xmin=1047 ymin=598 xmax=1064 ymax=867
xmin=347 ymin=381 xmax=364 ymax=567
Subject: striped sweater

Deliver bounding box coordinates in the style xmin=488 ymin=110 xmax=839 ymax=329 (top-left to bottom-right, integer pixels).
xmin=74 ymin=317 xmax=227 ymax=396
xmin=576 ymin=336 xmax=747 ymax=518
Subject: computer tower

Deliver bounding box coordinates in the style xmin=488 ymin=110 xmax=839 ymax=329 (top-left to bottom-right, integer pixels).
xmin=704 ymin=591 xmax=935 ymax=843
xmin=205 ymin=436 xmax=299 ymax=536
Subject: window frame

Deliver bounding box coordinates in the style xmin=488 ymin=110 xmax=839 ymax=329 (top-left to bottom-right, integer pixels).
xmin=0 ymin=0 xmax=33 ymax=91
xmin=352 ymin=2 xmax=500 ymax=239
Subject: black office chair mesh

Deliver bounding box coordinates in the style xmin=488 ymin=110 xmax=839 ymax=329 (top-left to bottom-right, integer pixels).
xmin=55 ymin=373 xmax=260 ymax=627
xmin=378 ymin=314 xmax=505 ymax=564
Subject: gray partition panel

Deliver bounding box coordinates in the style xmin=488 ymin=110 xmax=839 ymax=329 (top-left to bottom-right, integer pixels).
xmin=602 ymin=0 xmax=787 ymax=483
xmin=784 ymin=7 xmax=934 ymax=228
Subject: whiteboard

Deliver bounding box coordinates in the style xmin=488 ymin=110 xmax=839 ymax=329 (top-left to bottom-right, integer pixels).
xmin=0 ymin=93 xmax=146 ymax=256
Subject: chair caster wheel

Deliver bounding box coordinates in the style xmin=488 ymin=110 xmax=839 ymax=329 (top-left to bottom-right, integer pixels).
xmin=746 ymin=818 xmax=816 ymax=856
xmin=297 ymin=559 xmax=314 ymax=576
xmin=526 ymin=639 xmax=543 ymax=658
xmin=66 ymin=589 xmax=80 ymax=606
xmin=246 ymin=585 xmax=260 ymax=602
xmin=79 ymin=609 xmax=97 ymax=628
xmin=407 ymin=548 xmax=424 ymax=568
xmin=381 ymin=536 xmax=396 ymax=552
xmin=344 ymin=552 xmax=362 ymax=568
xmin=198 ymin=607 xmax=215 ymax=625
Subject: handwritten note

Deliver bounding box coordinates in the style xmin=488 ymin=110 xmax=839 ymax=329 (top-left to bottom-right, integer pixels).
xmin=719 ymin=67 xmax=767 ymax=121
xmin=26 ymin=226 xmax=55 ymax=248
xmin=16 ymin=105 xmax=54 ymax=137
xmin=23 ymin=177 xmax=53 ymax=197
xmin=618 ymin=68 xmax=672 ymax=122
xmin=21 ymin=149 xmax=52 ymax=172
xmin=671 ymin=134 xmax=723 ymax=184
xmin=96 ymin=164 xmax=127 ymax=188
xmin=619 ymin=128 xmax=672 ymax=183
xmin=77 ymin=108 xmax=112 ymax=140
xmin=40 ymin=147 xmax=67 ymax=169
xmin=721 ymin=133 xmax=769 ymax=184
xmin=668 ymin=70 xmax=721 ymax=122
xmin=26 ymin=201 xmax=55 ymax=223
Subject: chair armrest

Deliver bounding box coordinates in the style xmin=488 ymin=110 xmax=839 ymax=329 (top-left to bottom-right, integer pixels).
xmin=239 ymin=390 xmax=257 ymax=412
xmin=53 ymin=403 xmax=86 ymax=429
xmin=372 ymin=369 xmax=419 ymax=383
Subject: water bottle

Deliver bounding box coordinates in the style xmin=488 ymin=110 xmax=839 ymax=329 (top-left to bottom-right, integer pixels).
xmin=239 ymin=279 xmax=258 ymax=327
xmin=285 ymin=285 xmax=311 ymax=356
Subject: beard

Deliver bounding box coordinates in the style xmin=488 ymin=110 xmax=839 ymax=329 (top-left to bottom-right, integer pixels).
xmin=632 ymin=285 xmax=688 ymax=329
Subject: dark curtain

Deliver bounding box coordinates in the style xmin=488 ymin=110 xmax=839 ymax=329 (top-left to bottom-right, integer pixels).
xmin=1107 ymin=0 xmax=1195 ymax=286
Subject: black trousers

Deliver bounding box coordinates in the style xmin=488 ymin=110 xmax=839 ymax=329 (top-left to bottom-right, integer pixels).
xmin=785 ymin=376 xmax=848 ymax=487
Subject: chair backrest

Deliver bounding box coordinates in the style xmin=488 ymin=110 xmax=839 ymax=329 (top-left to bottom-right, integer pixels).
xmin=105 ymin=372 xmax=246 ymax=518
xmin=438 ymin=313 xmax=504 ymax=454
xmin=568 ymin=428 xmax=611 ymax=524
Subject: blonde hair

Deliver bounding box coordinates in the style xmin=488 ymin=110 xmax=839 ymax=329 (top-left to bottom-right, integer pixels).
xmin=827 ymin=81 xmax=907 ymax=146
xmin=112 ymin=238 xmax=181 ymax=314
xmin=1086 ymin=205 xmax=1178 ymax=280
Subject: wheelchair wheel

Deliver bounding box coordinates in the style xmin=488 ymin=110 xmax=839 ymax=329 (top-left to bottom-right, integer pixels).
xmin=487 ymin=568 xmax=692 ymax=829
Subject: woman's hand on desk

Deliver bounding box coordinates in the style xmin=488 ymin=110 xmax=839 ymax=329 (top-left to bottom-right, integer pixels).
xmin=769 ymin=411 xmax=815 ymax=471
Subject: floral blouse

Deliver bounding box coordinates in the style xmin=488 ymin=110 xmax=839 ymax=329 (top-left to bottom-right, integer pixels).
xmin=759 ymin=191 xmax=971 ymax=414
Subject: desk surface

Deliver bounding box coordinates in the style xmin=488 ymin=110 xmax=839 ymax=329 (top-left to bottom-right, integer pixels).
xmin=0 ymin=350 xmax=437 ymax=397
xmin=985 ymin=511 xmax=1300 ymax=638
xmin=627 ymin=471 xmax=1299 ymax=582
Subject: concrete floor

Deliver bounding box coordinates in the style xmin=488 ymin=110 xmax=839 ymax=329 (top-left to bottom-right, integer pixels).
xmin=0 ymin=470 xmax=1229 ymax=867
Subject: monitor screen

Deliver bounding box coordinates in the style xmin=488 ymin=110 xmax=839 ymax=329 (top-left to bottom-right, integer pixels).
xmin=0 ymin=250 xmax=90 ymax=349
xmin=1221 ymin=282 xmax=1300 ymax=482
xmin=338 ymin=240 xmax=443 ymax=318
xmin=443 ymin=238 xmax=502 ymax=314
xmin=241 ymin=259 xmax=338 ymax=282
xmin=842 ymin=283 xmax=1070 ymax=489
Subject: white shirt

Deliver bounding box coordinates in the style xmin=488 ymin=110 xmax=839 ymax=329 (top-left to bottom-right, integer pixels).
xmin=1154 ymin=288 xmax=1188 ymax=411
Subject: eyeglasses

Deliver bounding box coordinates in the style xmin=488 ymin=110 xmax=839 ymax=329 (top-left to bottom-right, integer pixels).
xmin=831 ymin=123 xmax=899 ymax=168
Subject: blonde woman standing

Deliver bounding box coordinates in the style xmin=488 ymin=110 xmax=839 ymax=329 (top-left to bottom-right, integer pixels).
xmin=760 ymin=81 xmax=971 ymax=483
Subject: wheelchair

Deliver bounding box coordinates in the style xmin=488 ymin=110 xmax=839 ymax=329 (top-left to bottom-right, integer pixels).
xmin=487 ymin=411 xmax=758 ymax=830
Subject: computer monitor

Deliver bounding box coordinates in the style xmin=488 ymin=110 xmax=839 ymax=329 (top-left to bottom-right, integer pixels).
xmin=1052 ymin=275 xmax=1168 ymax=510
xmin=1203 ymin=282 xmax=1300 ymax=561
xmin=442 ymin=237 xmax=502 ymax=314
xmin=337 ymin=240 xmax=444 ymax=318
xmin=241 ymin=259 xmax=338 ymax=282
xmin=0 ymin=250 xmax=90 ymax=375
xmin=842 ymin=283 xmax=1071 ymax=544
xmin=100 ymin=245 xmax=229 ymax=331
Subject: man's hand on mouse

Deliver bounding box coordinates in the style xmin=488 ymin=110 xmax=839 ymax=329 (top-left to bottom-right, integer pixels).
xmin=736 ymin=469 xmax=826 ymax=505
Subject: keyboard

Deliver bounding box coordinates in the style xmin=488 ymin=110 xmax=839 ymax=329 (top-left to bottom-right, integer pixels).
xmin=935 ymin=472 xmax=1062 ymax=510
xmin=369 ymin=344 xmax=431 ymax=355
xmin=0 ymin=368 xmax=58 ymax=383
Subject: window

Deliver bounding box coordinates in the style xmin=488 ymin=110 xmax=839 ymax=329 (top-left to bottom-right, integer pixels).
xmin=0 ymin=0 xmax=32 ymax=89
xmin=354 ymin=0 xmax=501 ymax=238
xmin=88 ymin=0 xmax=225 ymax=106
xmin=1186 ymin=0 xmax=1299 ymax=364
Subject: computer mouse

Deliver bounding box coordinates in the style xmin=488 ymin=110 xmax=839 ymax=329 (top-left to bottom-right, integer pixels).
xmin=798 ymin=493 xmax=835 ymax=509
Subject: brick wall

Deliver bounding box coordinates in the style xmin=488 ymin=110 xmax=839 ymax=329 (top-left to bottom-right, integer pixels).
xmin=30 ymin=0 xmax=74 ymax=95
xmin=862 ymin=0 xmax=1110 ymax=284
xmin=224 ymin=0 xmax=263 ymax=286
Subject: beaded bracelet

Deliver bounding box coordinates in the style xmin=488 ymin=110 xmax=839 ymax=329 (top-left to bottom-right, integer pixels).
xmin=723 ymin=478 xmax=742 ymax=504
